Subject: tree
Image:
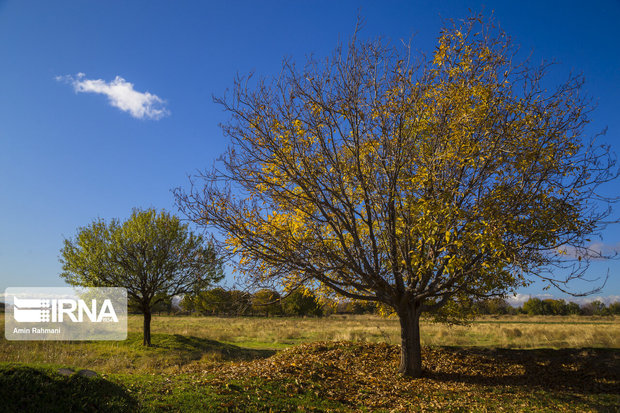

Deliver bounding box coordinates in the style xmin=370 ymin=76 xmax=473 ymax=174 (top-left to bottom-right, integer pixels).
xmin=566 ymin=301 xmax=582 ymax=315
xmin=251 ymin=289 xmax=282 ymax=316
xmin=180 ymin=293 xmax=196 ymax=313
xmin=608 ymin=302 xmax=620 ymax=315
xmin=581 ymin=300 xmax=607 ymax=316
xmin=475 ymin=297 xmax=511 ymax=315
xmin=187 ymin=287 xmax=233 ymax=315
xmin=545 ymin=299 xmax=568 ymax=315
xmin=60 ymin=208 xmax=224 ymax=345
xmin=344 ymin=300 xmax=376 ymax=315
xmin=229 ymin=289 xmax=253 ymax=315
xmin=523 ymin=298 xmax=545 ymax=315
xmin=282 ymin=289 xmax=323 ymax=316
xmin=175 ymin=16 xmax=617 ymax=376
xmin=151 ymin=296 xmax=173 ymax=315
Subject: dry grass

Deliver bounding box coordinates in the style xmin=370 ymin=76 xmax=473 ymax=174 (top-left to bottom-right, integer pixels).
xmin=140 ymin=313 xmax=620 ymax=349
xmin=0 ymin=314 xmax=618 ymax=374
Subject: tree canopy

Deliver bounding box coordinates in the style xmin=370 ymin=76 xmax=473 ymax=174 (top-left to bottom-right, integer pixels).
xmin=175 ymin=15 xmax=617 ymax=376
xmin=60 ymin=208 xmax=224 ymax=345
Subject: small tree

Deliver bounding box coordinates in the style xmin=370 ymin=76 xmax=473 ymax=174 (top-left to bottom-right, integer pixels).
xmin=229 ymin=290 xmax=253 ymax=315
xmin=545 ymin=299 xmax=568 ymax=315
xmin=189 ymin=287 xmax=233 ymax=315
xmin=180 ymin=294 xmax=196 ymax=313
xmin=176 ymin=16 xmax=617 ymax=376
xmin=566 ymin=301 xmax=582 ymax=315
xmin=476 ymin=297 xmax=511 ymax=315
xmin=608 ymin=302 xmax=620 ymax=315
xmin=523 ymin=298 xmax=544 ymax=315
xmin=581 ymin=300 xmax=607 ymax=316
xmin=151 ymin=296 xmax=173 ymax=315
xmin=60 ymin=208 xmax=224 ymax=345
xmin=282 ymin=289 xmax=323 ymax=316
xmin=252 ymin=289 xmax=282 ymax=316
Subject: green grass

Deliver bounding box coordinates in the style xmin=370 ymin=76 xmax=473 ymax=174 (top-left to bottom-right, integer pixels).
xmin=1 ymin=314 xmax=618 ymax=411
xmin=0 ymin=363 xmax=137 ymax=412
xmin=113 ymin=374 xmax=347 ymax=412
xmin=3 ymin=343 xmax=618 ymax=412
xmin=1 ymin=331 xmax=276 ymax=373
xmin=0 ymin=363 xmax=349 ymax=412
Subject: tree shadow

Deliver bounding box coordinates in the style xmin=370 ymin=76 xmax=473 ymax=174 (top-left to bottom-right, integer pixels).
xmin=147 ymin=334 xmax=277 ymax=361
xmin=425 ymin=347 xmax=620 ymax=396
xmin=0 ymin=365 xmax=138 ymax=413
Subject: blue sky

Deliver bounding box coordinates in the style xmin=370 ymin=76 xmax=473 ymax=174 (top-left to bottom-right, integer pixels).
xmin=1 ymin=0 xmax=619 ymax=304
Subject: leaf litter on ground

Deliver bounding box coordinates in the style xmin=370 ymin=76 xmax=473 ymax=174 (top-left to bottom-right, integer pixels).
xmin=185 ymin=341 xmax=619 ymax=411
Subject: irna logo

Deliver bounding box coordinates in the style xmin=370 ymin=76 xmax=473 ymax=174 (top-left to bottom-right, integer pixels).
xmin=5 ymin=287 xmax=127 ymax=341
xmin=12 ymin=296 xmax=119 ymax=323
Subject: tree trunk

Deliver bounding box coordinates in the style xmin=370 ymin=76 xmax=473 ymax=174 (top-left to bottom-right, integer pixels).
xmin=398 ymin=303 xmax=422 ymax=377
xmin=143 ymin=310 xmax=152 ymax=346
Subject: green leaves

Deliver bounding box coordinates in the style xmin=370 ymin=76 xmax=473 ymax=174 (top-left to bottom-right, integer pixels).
xmin=60 ymin=208 xmax=224 ymax=312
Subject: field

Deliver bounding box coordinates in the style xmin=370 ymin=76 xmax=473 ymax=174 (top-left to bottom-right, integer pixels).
xmin=1 ymin=314 xmax=619 ymax=411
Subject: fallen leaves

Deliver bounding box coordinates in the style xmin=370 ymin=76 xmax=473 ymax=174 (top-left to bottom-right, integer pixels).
xmin=196 ymin=342 xmax=619 ymax=411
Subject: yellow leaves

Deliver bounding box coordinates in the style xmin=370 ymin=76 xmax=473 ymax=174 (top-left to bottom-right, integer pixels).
xmin=433 ymin=35 xmax=449 ymax=67
xmin=371 ymin=108 xmax=380 ymax=120
xmin=309 ymin=102 xmax=322 ymax=117
xmin=358 ymin=139 xmax=381 ymax=163
xmin=186 ymin=12 xmax=606 ymax=323
xmin=269 ymin=119 xmax=282 ymax=132
xmin=292 ymin=119 xmax=305 ymax=136
xmin=478 ymin=46 xmax=491 ymax=61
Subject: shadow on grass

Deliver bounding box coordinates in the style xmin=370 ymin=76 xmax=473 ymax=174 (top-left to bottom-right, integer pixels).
xmin=126 ymin=333 xmax=277 ymax=362
xmin=0 ymin=364 xmax=137 ymax=413
xmin=426 ymin=347 xmax=620 ymax=395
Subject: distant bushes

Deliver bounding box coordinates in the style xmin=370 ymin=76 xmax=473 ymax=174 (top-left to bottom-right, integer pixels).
xmin=281 ymin=290 xmax=324 ymax=317
xmin=179 ymin=288 xmax=620 ymax=317
xmin=477 ymin=297 xmax=620 ymax=316
xmin=180 ymin=288 xmax=376 ymax=317
xmin=473 ymin=297 xmax=517 ymax=315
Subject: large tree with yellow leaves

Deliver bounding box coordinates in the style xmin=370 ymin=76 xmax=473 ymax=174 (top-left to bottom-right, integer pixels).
xmin=176 ymin=16 xmax=617 ymax=377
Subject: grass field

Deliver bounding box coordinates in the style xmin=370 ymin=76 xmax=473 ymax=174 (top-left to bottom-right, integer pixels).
xmin=1 ymin=314 xmax=619 ymax=411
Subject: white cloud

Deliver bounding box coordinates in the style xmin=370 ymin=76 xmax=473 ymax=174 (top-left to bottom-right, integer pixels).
xmin=587 ymin=242 xmax=620 ymax=258
xmin=576 ymin=295 xmax=620 ymax=305
xmin=557 ymin=241 xmax=620 ymax=260
xmin=57 ymin=73 xmax=169 ymax=120
xmin=505 ymin=293 xmax=620 ymax=306
xmin=506 ymin=293 xmax=553 ymax=307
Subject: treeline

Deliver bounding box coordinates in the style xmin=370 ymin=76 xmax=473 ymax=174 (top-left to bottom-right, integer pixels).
xmin=472 ymin=297 xmax=620 ymax=316
xmin=7 ymin=290 xmax=618 ymax=317
xmin=176 ymin=288 xmax=620 ymax=317
xmin=178 ymin=288 xmax=375 ymax=317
